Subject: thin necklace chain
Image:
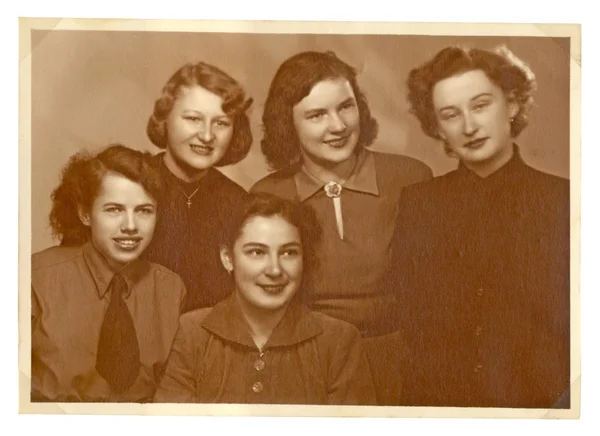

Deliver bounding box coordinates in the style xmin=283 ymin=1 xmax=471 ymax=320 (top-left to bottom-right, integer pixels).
xmin=176 ymin=183 xmax=202 ymax=209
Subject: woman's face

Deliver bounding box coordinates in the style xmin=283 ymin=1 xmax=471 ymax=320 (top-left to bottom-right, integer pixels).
xmin=292 ymin=78 xmax=361 ymax=168
xmin=79 ymin=173 xmax=157 ymax=271
xmin=164 ymin=85 xmax=234 ymax=181
xmin=221 ymin=215 xmax=303 ymax=314
xmin=432 ymin=69 xmax=519 ymax=173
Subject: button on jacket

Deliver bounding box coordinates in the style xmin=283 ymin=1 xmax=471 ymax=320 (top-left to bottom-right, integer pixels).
xmin=392 ymin=146 xmax=570 ymax=408
xmin=154 ymin=294 xmax=377 ymax=405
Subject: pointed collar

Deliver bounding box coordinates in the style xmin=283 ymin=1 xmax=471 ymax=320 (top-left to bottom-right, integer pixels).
xmin=82 ymin=241 xmax=149 ymax=300
xmin=293 ymin=148 xmax=380 ymax=202
xmin=201 ymin=293 xmax=323 ymax=350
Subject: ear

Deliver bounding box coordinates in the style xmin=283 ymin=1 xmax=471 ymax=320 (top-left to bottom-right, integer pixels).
xmin=508 ymin=100 xmax=519 ymax=120
xmin=219 ymin=245 xmax=233 ymax=274
xmin=77 ymin=205 xmax=91 ymax=227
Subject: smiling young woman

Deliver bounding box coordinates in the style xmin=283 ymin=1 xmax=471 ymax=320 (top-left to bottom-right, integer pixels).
xmin=154 ymin=193 xmax=376 ymax=405
xmin=31 ymin=144 xmax=186 ymax=402
xmin=143 ymin=61 xmax=254 ymax=313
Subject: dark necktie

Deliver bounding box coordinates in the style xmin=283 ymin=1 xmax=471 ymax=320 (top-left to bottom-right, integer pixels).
xmin=96 ymin=273 xmax=140 ymax=393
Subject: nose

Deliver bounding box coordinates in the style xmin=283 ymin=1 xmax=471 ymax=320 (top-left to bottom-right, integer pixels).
xmin=196 ymin=121 xmax=214 ymax=143
xmin=264 ymin=254 xmax=283 ymax=278
xmin=328 ymin=113 xmax=347 ymax=133
xmin=463 ymin=112 xmax=479 ymax=136
xmin=120 ymin=211 xmax=138 ymax=234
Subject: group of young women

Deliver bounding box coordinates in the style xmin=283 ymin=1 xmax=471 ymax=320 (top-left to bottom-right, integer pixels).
xmin=31 ymin=44 xmax=571 ymax=408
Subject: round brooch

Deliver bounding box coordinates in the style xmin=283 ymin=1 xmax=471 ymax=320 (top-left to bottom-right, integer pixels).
xmin=324 ymin=181 xmax=343 ymax=198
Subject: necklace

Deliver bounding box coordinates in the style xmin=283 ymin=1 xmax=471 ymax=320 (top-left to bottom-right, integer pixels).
xmin=176 ymin=183 xmax=202 ymax=209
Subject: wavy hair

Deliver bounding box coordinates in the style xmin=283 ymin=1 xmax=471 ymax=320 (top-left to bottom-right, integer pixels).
xmin=49 ymin=144 xmax=161 ymax=246
xmin=407 ymin=45 xmax=537 ymax=143
xmin=146 ymin=62 xmax=253 ymax=166
xmin=261 ymin=51 xmax=379 ymax=170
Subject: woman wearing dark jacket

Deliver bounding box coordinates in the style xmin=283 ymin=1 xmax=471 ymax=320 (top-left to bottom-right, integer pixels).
xmin=393 ymin=45 xmax=570 ymax=409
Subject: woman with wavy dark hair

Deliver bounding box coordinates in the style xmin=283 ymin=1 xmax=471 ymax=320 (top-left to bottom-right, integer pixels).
xmin=251 ymin=50 xmax=432 ymax=405
xmin=32 ymin=144 xmax=186 ymax=402
xmin=144 ymin=61 xmax=253 ymax=313
xmin=393 ymin=45 xmax=570 ymax=408
xmin=155 ymin=193 xmax=376 ymax=405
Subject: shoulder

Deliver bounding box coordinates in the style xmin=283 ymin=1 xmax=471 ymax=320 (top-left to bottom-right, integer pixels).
xmin=31 ymin=245 xmax=83 ymax=273
xmin=146 ymin=261 xmax=187 ymax=287
xmin=308 ymin=310 xmax=362 ymax=344
xmin=178 ymin=307 xmax=215 ymax=337
xmin=250 ymin=166 xmax=299 ymax=199
xmin=210 ymin=169 xmax=249 ymax=196
xmin=370 ymin=150 xmax=434 ymax=185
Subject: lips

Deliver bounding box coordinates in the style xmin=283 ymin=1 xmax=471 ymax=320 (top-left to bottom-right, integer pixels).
xmin=258 ymin=284 xmax=288 ymax=295
xmin=323 ymin=136 xmax=349 ymax=148
xmin=190 ymin=144 xmax=214 ymax=155
xmin=463 ymin=137 xmax=489 ymax=150
xmin=113 ymin=237 xmax=142 ymax=251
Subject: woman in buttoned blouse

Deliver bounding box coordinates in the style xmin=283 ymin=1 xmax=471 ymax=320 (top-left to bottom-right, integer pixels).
xmin=392 ymin=45 xmax=570 ymax=408
xmin=154 ymin=193 xmax=376 ymax=405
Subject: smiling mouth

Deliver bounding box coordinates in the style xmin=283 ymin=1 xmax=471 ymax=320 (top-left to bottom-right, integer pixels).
xmin=113 ymin=238 xmax=142 ymax=250
xmin=190 ymin=144 xmax=214 ymax=155
xmin=258 ymin=284 xmax=288 ymax=294
xmin=323 ymin=136 xmax=349 ymax=148
xmin=463 ymin=137 xmax=489 ymax=149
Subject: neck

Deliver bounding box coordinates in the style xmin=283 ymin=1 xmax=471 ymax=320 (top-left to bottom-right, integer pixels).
xmin=466 ymin=143 xmax=515 ymax=178
xmin=302 ymin=152 xmax=359 ymax=185
xmin=235 ymin=293 xmax=288 ymax=351
xmin=163 ymin=152 xmax=208 ymax=183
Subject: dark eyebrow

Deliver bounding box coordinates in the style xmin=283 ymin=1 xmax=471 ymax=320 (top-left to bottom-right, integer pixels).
xmin=304 ymin=108 xmax=327 ymax=117
xmin=337 ymin=97 xmax=356 ymax=108
xmin=135 ymin=203 xmax=156 ymax=209
xmin=102 ymin=202 xmax=124 ymax=207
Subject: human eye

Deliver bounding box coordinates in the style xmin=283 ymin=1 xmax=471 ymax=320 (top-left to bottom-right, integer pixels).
xmin=282 ymin=247 xmax=301 ymax=257
xmin=340 ymin=100 xmax=357 ymax=111
xmin=245 ymin=248 xmax=265 ymax=257
xmin=183 ymin=115 xmax=201 ymax=122
xmin=440 ymin=110 xmax=459 ymax=121
xmin=307 ymin=111 xmax=325 ymax=121
xmin=214 ymin=118 xmax=232 ymax=128
xmin=137 ymin=206 xmax=155 ymax=215
xmin=473 ymin=100 xmax=491 ymax=111
xmin=104 ymin=205 xmax=123 ymax=215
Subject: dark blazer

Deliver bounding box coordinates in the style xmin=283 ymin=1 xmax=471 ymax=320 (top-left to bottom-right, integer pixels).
xmin=392 ymin=147 xmax=571 ymax=408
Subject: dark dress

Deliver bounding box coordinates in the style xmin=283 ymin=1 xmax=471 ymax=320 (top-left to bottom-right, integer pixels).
xmin=143 ymin=153 xmax=249 ymax=312
xmin=392 ymin=146 xmax=571 ymax=408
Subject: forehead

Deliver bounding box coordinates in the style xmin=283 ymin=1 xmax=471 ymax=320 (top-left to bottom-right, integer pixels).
xmin=172 ymin=85 xmax=226 ymax=114
xmin=237 ymin=215 xmax=301 ymax=244
xmin=95 ymin=173 xmax=155 ymax=205
xmin=432 ymin=69 xmax=502 ymax=108
xmin=295 ymin=78 xmax=356 ymax=110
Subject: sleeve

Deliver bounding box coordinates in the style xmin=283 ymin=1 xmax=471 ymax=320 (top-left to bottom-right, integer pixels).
xmin=323 ymin=323 xmax=377 ymax=405
xmin=153 ymin=316 xmax=199 ymax=403
xmin=30 ymin=286 xmax=50 ymax=402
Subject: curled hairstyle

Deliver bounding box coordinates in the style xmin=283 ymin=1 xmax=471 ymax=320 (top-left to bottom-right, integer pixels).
xmin=220 ymin=193 xmax=322 ymax=291
xmin=261 ymin=51 xmax=379 ymax=170
xmin=49 ymin=144 xmax=161 ymax=246
xmin=146 ymin=62 xmax=253 ymax=166
xmin=407 ymin=45 xmax=537 ymax=142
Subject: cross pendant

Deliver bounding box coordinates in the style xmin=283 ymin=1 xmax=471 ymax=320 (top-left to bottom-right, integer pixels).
xmin=186 ymin=199 xmax=192 ymax=209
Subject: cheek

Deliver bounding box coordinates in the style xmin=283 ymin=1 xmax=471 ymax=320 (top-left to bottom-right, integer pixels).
xmin=216 ymin=128 xmax=234 ymax=148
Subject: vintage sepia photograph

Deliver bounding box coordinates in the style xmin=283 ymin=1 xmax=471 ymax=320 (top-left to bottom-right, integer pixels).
xmin=18 ymin=18 xmax=581 ymax=419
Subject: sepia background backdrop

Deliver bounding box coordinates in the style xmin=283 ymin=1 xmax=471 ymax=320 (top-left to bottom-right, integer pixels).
xmin=30 ymin=31 xmax=571 ymax=252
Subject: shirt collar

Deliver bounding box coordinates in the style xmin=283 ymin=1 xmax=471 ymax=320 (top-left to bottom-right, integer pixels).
xmin=201 ymin=293 xmax=323 ymax=349
xmin=293 ymin=148 xmax=380 ymax=202
xmin=82 ymin=241 xmax=148 ymax=299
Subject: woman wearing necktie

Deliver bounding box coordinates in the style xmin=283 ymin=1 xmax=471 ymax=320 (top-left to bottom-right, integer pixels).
xmin=31 ymin=145 xmax=186 ymax=402
xmin=393 ymin=45 xmax=571 ymax=408
xmin=250 ymin=50 xmax=433 ymax=405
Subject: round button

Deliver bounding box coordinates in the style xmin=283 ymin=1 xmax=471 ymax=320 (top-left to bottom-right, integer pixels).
xmin=252 ymin=381 xmax=263 ymax=393
xmin=254 ymin=358 xmax=265 ymax=371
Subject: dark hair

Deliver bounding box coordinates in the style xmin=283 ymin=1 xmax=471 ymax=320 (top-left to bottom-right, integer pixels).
xmin=261 ymin=51 xmax=379 ymax=170
xmin=221 ymin=193 xmax=322 ymax=289
xmin=407 ymin=45 xmax=537 ymax=142
xmin=49 ymin=144 xmax=161 ymax=246
xmin=146 ymin=61 xmax=253 ymax=166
